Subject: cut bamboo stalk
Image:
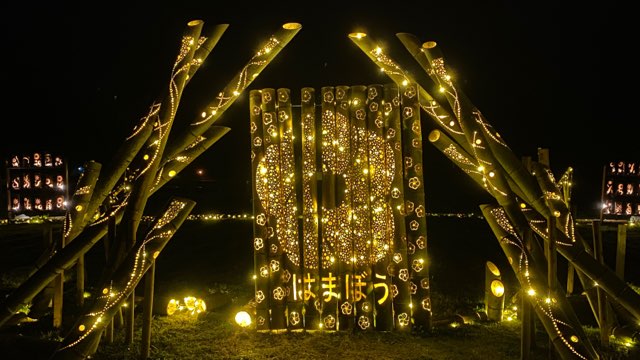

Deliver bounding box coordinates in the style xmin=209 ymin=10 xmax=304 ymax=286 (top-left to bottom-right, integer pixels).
xmin=299 ymin=87 xmax=321 ymax=329
xmin=52 ymin=197 xmax=196 ymax=359
xmin=481 ymin=204 xmax=598 ymax=360
xmin=164 ymin=23 xmax=302 ymax=162
xmin=349 ymin=32 xmax=471 ymax=156
xmin=383 ymin=84 xmax=412 ymax=331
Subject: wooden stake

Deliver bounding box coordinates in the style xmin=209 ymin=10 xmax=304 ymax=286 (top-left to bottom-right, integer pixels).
xmin=125 ymin=289 xmax=135 ymax=345
xmin=140 ymin=263 xmax=155 ymax=360
xmin=76 ymin=255 xmax=85 ymax=307
xmin=592 ymin=220 xmax=610 ymax=347
xmin=616 ymin=224 xmax=627 ymax=279
xmin=53 ymin=230 xmax=65 ymax=329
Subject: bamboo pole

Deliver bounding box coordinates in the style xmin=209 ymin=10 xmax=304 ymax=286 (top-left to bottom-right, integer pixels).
xmin=417 ymin=40 xmax=550 ymax=220
xmin=335 ymin=85 xmax=354 ymax=331
xmin=163 ymin=23 xmax=302 ymax=162
xmin=299 ymin=87 xmax=321 ymax=330
xmin=260 ymin=88 xmax=287 ymax=330
xmin=52 ymin=197 xmax=196 ymax=360
xmin=249 ymin=90 xmax=270 ymax=331
xmin=276 ymin=88 xmax=304 ymax=331
xmin=365 ymin=84 xmax=393 ymax=331
xmin=481 ymin=204 xmax=599 ymax=360
xmin=400 ymin=83 xmax=431 ymax=330
xmin=151 ymin=126 xmax=230 ymax=193
xmin=349 ymin=33 xmax=472 ymax=156
xmin=119 ymin=20 xmax=203 ymax=254
xmin=68 ymin=161 xmax=102 ymax=308
xmin=383 ymin=84 xmax=412 ymax=331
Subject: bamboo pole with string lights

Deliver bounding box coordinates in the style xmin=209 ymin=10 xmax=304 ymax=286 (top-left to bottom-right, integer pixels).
xmin=351 ymin=32 xmax=602 ymax=355
xmin=52 ymin=198 xmax=195 ymax=360
xmin=353 ymin=31 xmax=640 ymax=322
xmin=163 ymin=23 xmax=302 ymax=163
xmin=481 ymin=204 xmax=599 ymax=360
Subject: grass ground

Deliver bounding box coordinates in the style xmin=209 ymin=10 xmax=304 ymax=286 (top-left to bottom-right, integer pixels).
xmin=1 ymin=219 xmax=639 ymax=359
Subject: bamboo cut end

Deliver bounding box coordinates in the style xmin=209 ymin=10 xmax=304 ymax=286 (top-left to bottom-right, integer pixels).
xmin=428 ymin=130 xmax=441 ymax=142
xmin=283 ymin=23 xmax=302 ymax=30
xmin=188 ymin=20 xmax=204 ymax=26
xmin=422 ymin=41 xmax=437 ymax=49
xmin=348 ymin=32 xmax=367 ymax=39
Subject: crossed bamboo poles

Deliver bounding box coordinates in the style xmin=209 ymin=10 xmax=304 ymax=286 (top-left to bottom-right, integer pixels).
xmin=0 ymin=21 xmax=301 ymax=359
xmin=349 ymin=32 xmax=639 ymax=359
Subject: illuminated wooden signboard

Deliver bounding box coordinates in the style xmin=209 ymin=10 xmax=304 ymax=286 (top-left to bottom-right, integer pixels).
xmin=5 ymin=152 xmax=69 ymax=218
xmin=602 ymin=161 xmax=640 ymax=218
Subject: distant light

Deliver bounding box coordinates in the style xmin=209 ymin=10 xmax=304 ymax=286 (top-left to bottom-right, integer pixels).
xmin=168 ymin=170 xmax=177 ymax=177
xmin=197 ymin=169 xmax=204 ymax=176
xmin=77 ymin=166 xmax=84 ymax=172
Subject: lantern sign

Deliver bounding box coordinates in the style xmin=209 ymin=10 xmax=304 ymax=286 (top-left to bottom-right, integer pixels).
xmin=601 ymin=161 xmax=640 ymax=219
xmin=249 ymin=84 xmax=431 ymax=332
xmin=5 ymin=152 xmax=69 ymax=219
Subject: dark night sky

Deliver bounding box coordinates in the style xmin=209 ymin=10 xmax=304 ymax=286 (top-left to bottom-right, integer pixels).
xmin=1 ymin=2 xmax=636 ymax=217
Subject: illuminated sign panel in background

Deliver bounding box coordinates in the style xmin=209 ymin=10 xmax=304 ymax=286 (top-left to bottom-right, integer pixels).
xmin=601 ymin=161 xmax=640 ymax=218
xmin=5 ymin=152 xmax=69 ymax=218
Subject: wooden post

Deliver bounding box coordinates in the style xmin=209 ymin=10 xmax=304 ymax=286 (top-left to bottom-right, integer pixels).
xmin=76 ymin=254 xmax=85 ymax=307
xmin=140 ymin=263 xmax=155 ymax=359
xmin=547 ymin=215 xmax=557 ymax=359
xmin=521 ymin=292 xmax=532 ymax=360
xmin=566 ymin=263 xmax=575 ymax=295
xmin=125 ymin=289 xmax=135 ymax=344
xmin=592 ymin=220 xmax=610 ymax=347
xmin=616 ymin=224 xmax=627 ymax=279
xmin=53 ymin=230 xmax=65 ymax=329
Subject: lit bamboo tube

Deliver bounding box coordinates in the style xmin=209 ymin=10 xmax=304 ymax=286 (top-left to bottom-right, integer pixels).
xmin=300 ymin=87 xmax=320 ymax=329
xmin=0 ymin=206 xmax=125 ymax=328
xmin=383 ymin=83 xmax=412 ymax=331
xmin=62 ymin=161 xmax=101 ymax=242
xmin=335 ymin=85 xmax=354 ymax=331
xmin=417 ymin=39 xmax=549 ymax=219
xmin=481 ymin=204 xmax=598 ymax=360
xmin=186 ymin=24 xmax=229 ymax=80
xmin=276 ymin=88 xmax=304 ymax=331
xmin=53 ymin=198 xmax=196 ymax=359
xmin=83 ymin=23 xmax=227 ymax=230
xmin=347 ymin=85 xmax=375 ymax=332
xmin=249 ymin=90 xmax=270 ymax=331
xmin=65 ymin=115 xmax=154 ymax=243
xmin=400 ymin=83 xmax=432 ymax=330
xmin=119 ymin=20 xmax=204 ymax=250
xmin=151 ymin=126 xmax=230 ymax=193
xmin=318 ymin=86 xmax=339 ymax=331
xmin=164 ymin=23 xmax=302 ymax=161
xmin=348 ymin=32 xmax=472 ymax=155
xmin=529 ymin=163 xmax=640 ymax=323
xmin=260 ymin=88 xmax=286 ymax=330
xmin=365 ymin=84 xmax=393 ymax=331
